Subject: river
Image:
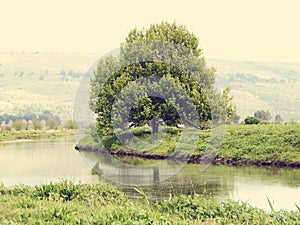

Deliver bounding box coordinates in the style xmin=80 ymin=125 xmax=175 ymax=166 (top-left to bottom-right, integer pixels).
xmin=0 ymin=136 xmax=299 ymax=212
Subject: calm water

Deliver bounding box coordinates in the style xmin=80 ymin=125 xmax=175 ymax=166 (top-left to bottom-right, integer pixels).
xmin=0 ymin=137 xmax=300 ymax=211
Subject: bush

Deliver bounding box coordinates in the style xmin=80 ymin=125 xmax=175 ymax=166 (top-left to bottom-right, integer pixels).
xmin=12 ymin=120 xmax=26 ymax=131
xmin=244 ymin=116 xmax=260 ymax=125
xmin=32 ymin=120 xmax=42 ymax=130
xmin=101 ymin=135 xmax=121 ymax=150
xmin=47 ymin=118 xmax=59 ymax=130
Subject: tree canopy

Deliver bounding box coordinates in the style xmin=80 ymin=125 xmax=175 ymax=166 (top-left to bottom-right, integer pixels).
xmin=90 ymin=22 xmax=236 ymax=139
xmin=254 ymin=110 xmax=271 ymax=121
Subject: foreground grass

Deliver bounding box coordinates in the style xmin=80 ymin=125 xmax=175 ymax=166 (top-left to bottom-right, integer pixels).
xmin=0 ymin=181 xmax=299 ymax=224
xmin=78 ymin=124 xmax=300 ymax=163
xmin=0 ymin=130 xmax=74 ymax=142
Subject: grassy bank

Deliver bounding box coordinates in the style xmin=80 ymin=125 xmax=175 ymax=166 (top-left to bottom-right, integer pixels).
xmin=78 ymin=124 xmax=300 ymax=164
xmin=0 ymin=181 xmax=299 ymax=224
xmin=0 ymin=130 xmax=74 ymax=142
xmin=218 ymin=124 xmax=300 ymax=162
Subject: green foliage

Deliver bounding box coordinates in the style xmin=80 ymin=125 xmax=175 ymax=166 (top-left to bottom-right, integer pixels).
xmin=32 ymin=181 xmax=80 ymax=201
xmin=0 ymin=130 xmax=73 ymax=142
xmin=244 ymin=116 xmax=260 ymax=124
xmin=266 ymin=196 xmax=275 ymax=212
xmin=0 ymin=182 xmax=299 ymax=224
xmin=101 ymin=135 xmax=122 ymax=150
xmin=90 ymin=22 xmax=235 ymax=143
xmin=219 ymin=124 xmax=300 ymax=161
xmin=165 ymin=126 xmax=181 ymax=135
xmin=12 ymin=120 xmax=26 ymax=131
xmin=2 ymin=52 xmax=300 ymax=127
xmin=131 ymin=126 xmax=152 ymax=137
xmin=32 ymin=119 xmax=42 ymax=130
xmin=47 ymin=118 xmax=60 ymax=130
xmin=0 ymin=111 xmax=61 ymax=129
xmin=79 ymin=124 xmax=300 ymax=163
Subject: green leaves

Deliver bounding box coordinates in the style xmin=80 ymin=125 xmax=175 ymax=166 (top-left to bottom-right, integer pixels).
xmin=89 ymin=22 xmax=236 ymax=144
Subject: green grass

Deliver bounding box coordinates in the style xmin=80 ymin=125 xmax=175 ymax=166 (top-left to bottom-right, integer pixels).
xmin=0 ymin=130 xmax=74 ymax=142
xmin=218 ymin=124 xmax=300 ymax=162
xmin=79 ymin=124 xmax=300 ymax=163
xmin=0 ymin=181 xmax=299 ymax=224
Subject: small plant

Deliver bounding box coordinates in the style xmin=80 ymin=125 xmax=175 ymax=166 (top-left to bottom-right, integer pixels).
xmin=32 ymin=181 xmax=80 ymax=201
xmin=133 ymin=187 xmax=150 ymax=205
xmin=266 ymin=196 xmax=275 ymax=212
xmin=295 ymin=203 xmax=300 ymax=212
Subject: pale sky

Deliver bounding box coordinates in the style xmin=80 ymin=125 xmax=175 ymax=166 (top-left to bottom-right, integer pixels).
xmin=1 ymin=0 xmax=300 ymax=62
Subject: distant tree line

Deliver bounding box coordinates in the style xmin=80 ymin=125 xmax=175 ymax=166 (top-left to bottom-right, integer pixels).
xmin=243 ymin=110 xmax=288 ymax=125
xmin=0 ymin=110 xmax=60 ymax=124
xmin=0 ymin=110 xmax=63 ymax=131
xmin=0 ymin=110 xmax=78 ymax=132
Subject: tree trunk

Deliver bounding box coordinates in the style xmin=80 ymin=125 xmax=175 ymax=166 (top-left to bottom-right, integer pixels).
xmin=151 ymin=117 xmax=159 ymax=134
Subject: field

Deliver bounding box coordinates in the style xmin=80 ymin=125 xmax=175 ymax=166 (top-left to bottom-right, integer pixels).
xmin=1 ymin=52 xmax=300 ymax=122
xmin=0 ymin=181 xmax=299 ymax=224
xmin=218 ymin=124 xmax=300 ymax=162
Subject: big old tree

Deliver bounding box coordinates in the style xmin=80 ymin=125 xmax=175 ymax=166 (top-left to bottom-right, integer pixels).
xmin=90 ymin=22 xmax=236 ymax=140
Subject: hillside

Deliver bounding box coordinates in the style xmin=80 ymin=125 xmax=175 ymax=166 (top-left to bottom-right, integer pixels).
xmin=0 ymin=52 xmax=299 ymax=122
xmin=209 ymin=59 xmax=300 ymax=122
xmin=0 ymin=52 xmax=97 ymax=120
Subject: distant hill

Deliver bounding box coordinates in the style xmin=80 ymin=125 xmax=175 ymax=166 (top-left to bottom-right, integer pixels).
xmin=208 ymin=59 xmax=300 ymax=122
xmin=0 ymin=52 xmax=97 ymax=120
xmin=0 ymin=52 xmax=299 ymax=122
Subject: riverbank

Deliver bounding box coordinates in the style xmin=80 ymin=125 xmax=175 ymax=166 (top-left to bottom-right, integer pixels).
xmin=0 ymin=181 xmax=299 ymax=224
xmin=0 ymin=130 xmax=74 ymax=142
xmin=76 ymin=124 xmax=300 ymax=168
xmin=75 ymin=146 xmax=300 ymax=168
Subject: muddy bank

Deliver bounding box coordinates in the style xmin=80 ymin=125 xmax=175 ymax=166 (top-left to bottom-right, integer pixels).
xmin=75 ymin=146 xmax=300 ymax=168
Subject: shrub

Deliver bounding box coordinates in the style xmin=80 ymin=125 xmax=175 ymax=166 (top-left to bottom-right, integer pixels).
xmin=244 ymin=116 xmax=260 ymax=125
xmin=12 ymin=120 xmax=26 ymax=131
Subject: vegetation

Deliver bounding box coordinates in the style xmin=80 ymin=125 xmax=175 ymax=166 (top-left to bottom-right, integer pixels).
xmin=0 ymin=110 xmax=63 ymax=131
xmin=0 ymin=52 xmax=96 ymax=120
xmin=0 ymin=130 xmax=74 ymax=142
xmin=275 ymin=114 xmax=284 ymax=124
xmin=78 ymin=124 xmax=300 ymax=163
xmin=0 ymin=110 xmax=61 ymax=123
xmin=254 ymin=110 xmax=272 ymax=121
xmin=213 ymin=59 xmax=300 ymax=122
xmin=218 ymin=124 xmax=300 ymax=162
xmin=0 ymin=181 xmax=299 ymax=224
xmin=90 ymin=22 xmax=236 ymax=140
xmin=244 ymin=116 xmax=260 ymax=125
xmin=0 ymin=111 xmax=79 ymax=138
xmin=1 ymin=53 xmax=300 ymax=123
